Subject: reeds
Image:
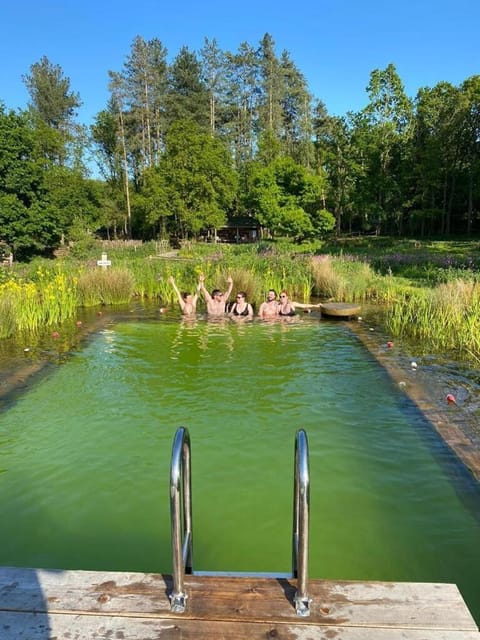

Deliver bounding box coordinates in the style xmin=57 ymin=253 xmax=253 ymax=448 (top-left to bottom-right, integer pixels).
xmin=2 ymin=242 xmax=480 ymax=365
xmin=0 ymin=271 xmax=78 ymax=338
xmin=76 ymin=268 xmax=135 ymax=306
xmin=385 ymin=279 xmax=480 ymax=362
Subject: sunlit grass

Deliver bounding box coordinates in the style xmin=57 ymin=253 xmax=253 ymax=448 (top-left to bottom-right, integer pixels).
xmin=385 ymin=279 xmax=480 ymax=363
xmin=76 ymin=268 xmax=134 ymax=306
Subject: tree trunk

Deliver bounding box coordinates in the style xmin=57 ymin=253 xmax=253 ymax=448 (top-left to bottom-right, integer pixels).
xmin=467 ymin=170 xmax=473 ymax=235
xmin=119 ymin=110 xmax=132 ymax=238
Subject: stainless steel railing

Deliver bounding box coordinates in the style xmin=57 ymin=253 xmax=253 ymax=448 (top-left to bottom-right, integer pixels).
xmin=168 ymin=426 xmax=311 ymax=616
xmin=292 ymin=428 xmax=311 ymax=616
xmin=169 ymin=426 xmax=193 ymax=613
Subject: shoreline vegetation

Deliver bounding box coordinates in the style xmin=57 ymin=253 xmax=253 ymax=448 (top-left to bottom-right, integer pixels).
xmin=0 ymin=236 xmax=479 ymax=364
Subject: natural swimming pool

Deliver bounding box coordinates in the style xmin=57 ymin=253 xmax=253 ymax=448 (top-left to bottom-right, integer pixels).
xmin=0 ymin=315 xmax=479 ymax=622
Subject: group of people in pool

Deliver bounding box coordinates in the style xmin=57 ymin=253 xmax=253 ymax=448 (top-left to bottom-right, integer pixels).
xmin=168 ymin=274 xmax=320 ymax=318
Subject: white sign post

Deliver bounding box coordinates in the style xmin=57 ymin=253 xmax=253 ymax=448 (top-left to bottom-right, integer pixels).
xmin=97 ymin=253 xmax=112 ymax=269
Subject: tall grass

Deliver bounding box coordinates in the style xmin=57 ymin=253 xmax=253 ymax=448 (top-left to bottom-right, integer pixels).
xmin=309 ymin=254 xmax=398 ymax=302
xmin=76 ymin=268 xmax=135 ymax=306
xmin=385 ymin=279 xmax=480 ymax=363
xmin=0 ymin=271 xmax=78 ymax=337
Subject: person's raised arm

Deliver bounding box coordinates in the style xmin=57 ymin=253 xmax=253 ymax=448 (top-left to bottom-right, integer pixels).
xmin=198 ymin=273 xmax=212 ymax=302
xmin=192 ymin=279 xmax=202 ymax=304
xmin=168 ymin=276 xmax=185 ymax=311
xmin=223 ymin=275 xmax=234 ymax=302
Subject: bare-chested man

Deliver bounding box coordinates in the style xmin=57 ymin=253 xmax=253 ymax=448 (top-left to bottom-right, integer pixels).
xmin=199 ymin=273 xmax=233 ymax=316
xmin=169 ymin=276 xmax=201 ymax=316
xmin=258 ymin=289 xmax=279 ymax=318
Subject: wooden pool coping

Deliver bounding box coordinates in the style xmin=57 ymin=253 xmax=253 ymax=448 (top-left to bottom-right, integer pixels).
xmin=0 ymin=566 xmax=479 ymax=639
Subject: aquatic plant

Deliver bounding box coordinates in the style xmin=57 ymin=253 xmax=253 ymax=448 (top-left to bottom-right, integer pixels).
xmin=385 ymin=279 xmax=480 ymax=363
xmin=76 ymin=268 xmax=134 ymax=306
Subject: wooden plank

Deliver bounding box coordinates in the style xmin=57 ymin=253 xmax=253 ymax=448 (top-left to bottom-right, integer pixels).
xmin=0 ymin=567 xmax=478 ymax=633
xmin=1 ymin=610 xmax=479 ymax=640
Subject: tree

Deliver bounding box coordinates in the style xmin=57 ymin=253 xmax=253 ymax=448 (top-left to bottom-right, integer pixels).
xmin=359 ymin=64 xmax=414 ymax=233
xmin=224 ymin=42 xmax=260 ymax=166
xmin=144 ymin=120 xmax=237 ymax=238
xmin=459 ymin=76 xmax=480 ymax=234
xmin=258 ymin=33 xmax=283 ymax=136
xmin=122 ymin=36 xmax=169 ymax=168
xmin=165 ymin=47 xmax=210 ymax=129
xmin=279 ymin=50 xmax=314 ymax=166
xmin=244 ymin=156 xmax=327 ymax=239
xmin=314 ymin=109 xmax=360 ymax=233
xmin=200 ymin=37 xmax=228 ymax=133
xmin=414 ymin=82 xmax=463 ymax=234
xmin=23 ymin=56 xmax=81 ymax=165
xmin=108 ymin=72 xmax=133 ymax=237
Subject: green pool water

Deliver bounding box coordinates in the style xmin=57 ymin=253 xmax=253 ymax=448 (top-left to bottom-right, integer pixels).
xmin=0 ymin=316 xmax=479 ymax=621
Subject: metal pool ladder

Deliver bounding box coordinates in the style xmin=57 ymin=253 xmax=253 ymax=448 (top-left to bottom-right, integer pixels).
xmin=169 ymin=426 xmax=311 ymax=617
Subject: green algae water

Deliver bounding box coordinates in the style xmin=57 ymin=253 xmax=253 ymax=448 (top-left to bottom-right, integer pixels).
xmin=0 ymin=316 xmax=479 ymax=622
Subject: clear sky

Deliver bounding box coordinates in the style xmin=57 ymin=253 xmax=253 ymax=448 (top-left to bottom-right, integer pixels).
xmin=0 ymin=0 xmax=478 ymax=126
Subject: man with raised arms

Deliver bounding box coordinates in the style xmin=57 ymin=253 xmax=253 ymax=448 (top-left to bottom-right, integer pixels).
xmin=199 ymin=273 xmax=233 ymax=316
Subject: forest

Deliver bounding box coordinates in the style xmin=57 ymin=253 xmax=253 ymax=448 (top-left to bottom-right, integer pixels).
xmin=0 ymin=32 xmax=479 ymax=259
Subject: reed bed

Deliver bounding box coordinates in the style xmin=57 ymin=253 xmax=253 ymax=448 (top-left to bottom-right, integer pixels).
xmin=76 ymin=268 xmax=135 ymax=306
xmin=1 ymin=241 xmax=480 ymax=365
xmin=385 ymin=279 xmax=480 ymax=363
xmin=309 ymin=254 xmax=399 ymax=303
xmin=0 ymin=272 xmax=77 ymax=337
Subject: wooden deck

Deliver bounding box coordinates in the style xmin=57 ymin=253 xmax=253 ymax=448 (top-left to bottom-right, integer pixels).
xmin=1 ymin=566 xmax=478 ymax=639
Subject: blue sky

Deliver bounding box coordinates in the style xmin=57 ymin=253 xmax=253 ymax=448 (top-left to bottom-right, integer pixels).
xmin=0 ymin=0 xmax=478 ymax=126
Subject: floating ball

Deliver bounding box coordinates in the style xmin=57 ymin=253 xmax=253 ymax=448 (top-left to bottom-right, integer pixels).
xmin=387 ymin=341 xmax=394 ymax=348
xmin=52 ymin=331 xmax=59 ymax=339
xmin=411 ymin=361 xmax=418 ymax=369
xmin=446 ymin=393 xmax=457 ymax=405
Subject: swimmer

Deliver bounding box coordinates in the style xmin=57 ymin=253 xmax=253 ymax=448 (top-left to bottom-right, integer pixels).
xmin=169 ymin=276 xmax=201 ymax=316
xmin=199 ymin=273 xmax=233 ymax=316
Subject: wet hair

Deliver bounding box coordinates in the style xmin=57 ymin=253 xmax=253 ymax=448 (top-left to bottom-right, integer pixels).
xmin=212 ymin=288 xmax=222 ymax=297
xmin=280 ymin=290 xmax=289 ymax=297
xmin=267 ymin=289 xmax=277 ymax=297
xmin=236 ymin=291 xmax=247 ymax=298
xmin=181 ymin=292 xmax=190 ymax=301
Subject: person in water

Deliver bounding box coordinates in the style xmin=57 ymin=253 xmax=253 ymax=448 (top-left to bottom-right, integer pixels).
xmin=199 ymin=273 xmax=234 ymax=315
xmin=258 ymin=289 xmax=279 ymax=318
xmin=277 ymin=290 xmax=296 ymax=316
xmin=229 ymin=291 xmax=254 ymax=318
xmin=169 ymin=275 xmax=201 ymax=316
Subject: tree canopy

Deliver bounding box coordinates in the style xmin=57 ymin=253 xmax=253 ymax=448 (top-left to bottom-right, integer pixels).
xmin=1 ymin=36 xmax=480 ymax=258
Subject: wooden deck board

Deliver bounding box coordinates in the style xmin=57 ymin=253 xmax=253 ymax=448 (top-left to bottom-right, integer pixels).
xmin=0 ymin=567 xmax=478 ymax=639
xmin=2 ymin=611 xmax=480 ymax=640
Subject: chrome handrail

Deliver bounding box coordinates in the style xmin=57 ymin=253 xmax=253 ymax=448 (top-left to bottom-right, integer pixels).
xmin=168 ymin=426 xmax=311 ymax=616
xmin=169 ymin=426 xmax=193 ymax=612
xmin=292 ymin=429 xmax=311 ymax=616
